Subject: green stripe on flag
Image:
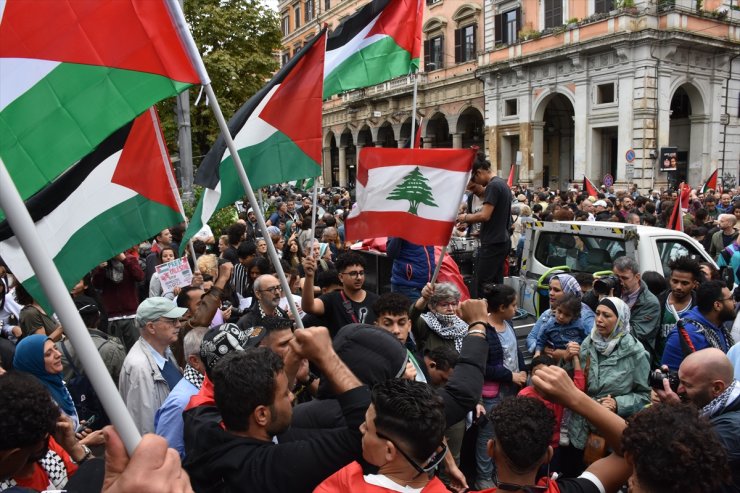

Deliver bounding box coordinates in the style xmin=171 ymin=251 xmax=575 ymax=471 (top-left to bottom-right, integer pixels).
xmin=15 ymin=195 xmax=182 ymax=310
xmin=0 ymin=62 xmax=191 ymax=221
xmin=324 ymin=37 xmax=419 ymax=98
xmin=183 ymin=130 xmax=320 ymax=248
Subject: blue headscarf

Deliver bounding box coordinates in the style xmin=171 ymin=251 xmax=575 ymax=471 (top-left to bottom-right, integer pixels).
xmin=13 ymin=334 xmax=77 ymax=417
xmin=551 ymin=273 xmax=582 ymax=298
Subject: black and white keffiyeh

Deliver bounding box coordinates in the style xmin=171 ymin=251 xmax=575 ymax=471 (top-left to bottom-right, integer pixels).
xmin=700 ymin=379 xmax=740 ymax=419
xmin=420 ymin=312 xmax=468 ymax=352
xmin=183 ymin=364 xmax=204 ymax=390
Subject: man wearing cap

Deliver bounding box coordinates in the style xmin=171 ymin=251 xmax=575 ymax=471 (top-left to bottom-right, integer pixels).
xmin=593 ymin=199 xmax=611 ymax=221
xmin=118 ymin=297 xmax=187 ymax=434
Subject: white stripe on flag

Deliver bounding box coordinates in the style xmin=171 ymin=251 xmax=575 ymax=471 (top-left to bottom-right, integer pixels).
xmin=324 ymin=15 xmax=385 ymax=77
xmin=0 ymin=58 xmax=60 ymax=111
xmin=0 ymin=153 xmax=136 ymax=282
xmin=356 ymin=165 xmax=468 ymax=221
xmin=229 ymin=85 xmax=280 ymax=157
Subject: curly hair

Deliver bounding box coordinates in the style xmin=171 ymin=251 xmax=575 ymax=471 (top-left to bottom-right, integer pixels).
xmin=490 ymin=397 xmax=555 ymax=474
xmin=0 ymin=372 xmax=60 ymax=450
xmin=622 ymin=403 xmax=730 ymax=493
xmin=372 ymin=378 xmax=446 ymax=463
xmin=668 ymin=256 xmax=703 ymax=284
xmin=335 ymin=252 xmax=367 ymax=273
xmin=373 ymin=293 xmax=411 ymax=318
xmin=211 ymin=349 xmax=284 ymax=433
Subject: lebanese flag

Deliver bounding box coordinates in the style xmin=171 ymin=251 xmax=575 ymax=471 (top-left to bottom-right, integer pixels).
xmin=346 ymin=148 xmax=475 ymax=246
xmin=0 ymin=108 xmax=185 ymax=309
xmin=0 ymin=0 xmax=200 ymax=222
xmin=181 ymin=29 xmax=326 ymax=252
xmin=666 ymin=182 xmax=690 ymax=232
xmin=699 ymin=169 xmax=718 ymax=195
xmin=324 ymin=0 xmax=423 ymax=98
xmin=507 ymin=164 xmax=517 ymax=187
xmin=583 ymin=176 xmax=599 ymax=197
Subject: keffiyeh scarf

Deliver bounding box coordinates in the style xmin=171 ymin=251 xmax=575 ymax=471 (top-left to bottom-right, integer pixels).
xmin=700 ymin=379 xmax=740 ymax=419
xmin=420 ymin=312 xmax=468 ymax=352
xmin=183 ymin=364 xmax=204 ymax=390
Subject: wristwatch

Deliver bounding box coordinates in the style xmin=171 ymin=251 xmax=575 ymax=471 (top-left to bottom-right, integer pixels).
xmin=73 ymin=444 xmax=93 ymax=464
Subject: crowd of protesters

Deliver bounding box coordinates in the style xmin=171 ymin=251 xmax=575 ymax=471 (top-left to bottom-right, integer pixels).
xmin=1 ymin=155 xmax=740 ymax=493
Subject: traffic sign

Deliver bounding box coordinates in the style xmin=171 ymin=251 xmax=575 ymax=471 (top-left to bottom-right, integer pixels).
xmin=625 ymin=149 xmax=635 ymax=163
xmin=603 ymin=174 xmax=614 ymax=187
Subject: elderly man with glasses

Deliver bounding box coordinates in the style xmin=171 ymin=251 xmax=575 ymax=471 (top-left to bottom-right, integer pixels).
xmin=237 ymin=274 xmax=290 ymax=331
xmin=118 ymin=297 xmax=187 ymax=434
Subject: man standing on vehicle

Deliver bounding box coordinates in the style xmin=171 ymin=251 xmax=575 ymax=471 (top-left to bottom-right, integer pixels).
xmin=612 ymin=257 xmax=660 ymax=358
xmin=456 ymin=154 xmax=512 ymax=293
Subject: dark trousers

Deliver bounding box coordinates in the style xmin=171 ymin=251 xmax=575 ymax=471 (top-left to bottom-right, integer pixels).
xmin=475 ymin=241 xmax=510 ymax=295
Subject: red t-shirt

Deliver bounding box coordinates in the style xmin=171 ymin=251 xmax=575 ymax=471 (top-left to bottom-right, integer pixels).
xmin=315 ymin=461 xmax=449 ymax=493
xmin=11 ymin=437 xmax=78 ymax=491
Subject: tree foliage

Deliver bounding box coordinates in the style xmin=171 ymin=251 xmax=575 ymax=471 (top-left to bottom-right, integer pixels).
xmin=158 ymin=0 xmax=282 ymax=162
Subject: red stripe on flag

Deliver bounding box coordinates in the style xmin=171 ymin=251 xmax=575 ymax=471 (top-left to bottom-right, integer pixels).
xmin=260 ymin=31 xmax=326 ymax=166
xmin=507 ymin=165 xmax=516 ymax=188
xmin=583 ymin=176 xmax=598 ymax=197
xmin=367 ymin=0 xmax=423 ymax=58
xmin=357 ymin=148 xmax=476 ymax=186
xmin=0 ymin=0 xmax=199 ymax=83
xmin=346 ymin=211 xmax=453 ymax=246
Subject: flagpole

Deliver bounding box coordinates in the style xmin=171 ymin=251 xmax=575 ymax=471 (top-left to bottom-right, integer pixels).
xmin=0 ymin=161 xmax=142 ymax=453
xmin=430 ymin=245 xmax=446 ymax=285
xmin=309 ymin=182 xmax=319 ymax=258
xmin=258 ymin=189 xmax=265 ymax=216
xmin=410 ymin=73 xmax=419 ymax=149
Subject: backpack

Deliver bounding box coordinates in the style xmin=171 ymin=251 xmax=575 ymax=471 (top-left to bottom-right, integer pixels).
xmin=60 ymin=339 xmax=112 ymax=430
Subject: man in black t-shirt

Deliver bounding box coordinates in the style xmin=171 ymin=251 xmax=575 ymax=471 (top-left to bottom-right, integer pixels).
xmin=457 ymin=155 xmax=512 ymax=294
xmin=302 ymin=252 xmax=379 ymax=337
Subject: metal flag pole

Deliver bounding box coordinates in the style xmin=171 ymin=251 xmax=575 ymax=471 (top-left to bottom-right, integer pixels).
xmin=309 ymin=182 xmax=319 ymax=258
xmin=429 ymin=245 xmax=446 ymax=285
xmin=165 ymin=0 xmax=303 ymax=326
xmin=410 ymin=73 xmax=419 ymax=149
xmin=0 ymin=161 xmax=142 ymax=453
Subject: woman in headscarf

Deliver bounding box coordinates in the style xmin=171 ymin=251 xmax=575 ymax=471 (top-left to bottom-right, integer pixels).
xmin=526 ymin=273 xmax=594 ymax=355
xmin=564 ymin=297 xmax=650 ymax=476
xmin=410 ymin=282 xmax=468 ymax=354
xmin=13 ymin=334 xmax=79 ymax=428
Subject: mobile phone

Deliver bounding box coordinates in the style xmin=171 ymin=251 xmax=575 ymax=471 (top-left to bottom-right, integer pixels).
xmin=75 ymin=415 xmax=96 ymax=434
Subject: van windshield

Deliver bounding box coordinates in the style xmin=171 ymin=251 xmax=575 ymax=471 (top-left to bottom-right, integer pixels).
xmin=534 ymin=232 xmax=626 ymax=273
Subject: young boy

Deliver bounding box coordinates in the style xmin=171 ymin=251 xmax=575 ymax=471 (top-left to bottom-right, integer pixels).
xmin=534 ymin=295 xmax=587 ymax=358
xmin=373 ymin=293 xmax=427 ymax=383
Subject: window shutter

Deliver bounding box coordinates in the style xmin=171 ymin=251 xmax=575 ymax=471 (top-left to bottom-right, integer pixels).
xmin=424 ymin=39 xmax=431 ymax=70
xmin=515 ymin=8 xmax=522 ymax=39
xmin=454 ymin=28 xmax=462 ymax=63
xmin=494 ymin=13 xmax=503 ymax=45
xmin=472 ymin=24 xmax=477 ymax=57
xmin=439 ymin=35 xmax=445 ymax=68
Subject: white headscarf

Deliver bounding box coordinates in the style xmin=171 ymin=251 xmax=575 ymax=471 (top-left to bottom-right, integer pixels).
xmin=590 ymin=297 xmax=630 ymax=356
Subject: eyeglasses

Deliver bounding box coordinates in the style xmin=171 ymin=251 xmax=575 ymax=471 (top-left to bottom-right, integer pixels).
xmin=497 ymin=480 xmax=549 ymax=493
xmin=376 ymin=431 xmax=448 ymax=478
xmin=260 ymin=286 xmax=283 ymax=294
xmin=341 ymin=270 xmax=365 ymax=278
xmin=435 ymin=301 xmax=459 ymax=309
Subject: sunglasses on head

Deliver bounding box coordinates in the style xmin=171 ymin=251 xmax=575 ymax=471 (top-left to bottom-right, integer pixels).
xmin=376 ymin=431 xmax=448 ymax=478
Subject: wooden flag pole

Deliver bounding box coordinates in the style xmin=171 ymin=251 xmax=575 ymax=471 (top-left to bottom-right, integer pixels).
xmin=166 ymin=0 xmax=304 ymax=327
xmin=0 ymin=161 xmax=143 ymax=453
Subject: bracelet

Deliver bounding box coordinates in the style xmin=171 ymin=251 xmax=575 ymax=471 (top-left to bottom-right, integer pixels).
xmin=468 ymin=321 xmax=488 ymax=332
xmin=73 ymin=444 xmax=93 ymax=464
xmin=468 ymin=329 xmax=486 ymax=336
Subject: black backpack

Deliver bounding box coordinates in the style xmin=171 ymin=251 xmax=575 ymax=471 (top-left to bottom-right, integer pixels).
xmin=60 ymin=340 xmax=111 ymax=430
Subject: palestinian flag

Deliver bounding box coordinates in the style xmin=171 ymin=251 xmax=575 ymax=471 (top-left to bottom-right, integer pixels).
xmin=666 ymin=182 xmax=690 ymax=232
xmin=0 ymin=0 xmax=200 ymax=221
xmin=324 ymin=0 xmax=423 ymax=98
xmin=0 ymin=108 xmax=185 ymax=308
xmin=182 ymin=29 xmax=326 ymax=252
xmin=346 ymin=148 xmax=475 ymax=246
xmin=583 ymin=176 xmax=599 ymax=197
xmin=699 ymin=169 xmax=718 ymax=195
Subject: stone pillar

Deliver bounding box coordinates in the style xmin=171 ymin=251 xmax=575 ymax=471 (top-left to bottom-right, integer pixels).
xmin=617 ymin=76 xmax=635 ymax=183
xmin=338 ymin=146 xmax=347 ymax=187
xmin=531 ymin=122 xmax=545 ymax=186
xmin=573 ymin=83 xmax=588 ymax=183
xmin=452 ymin=133 xmax=463 ymax=149
xmin=423 ymin=137 xmax=434 ymax=149
xmin=397 ymin=139 xmax=408 ymax=148
xmin=322 ymin=147 xmax=332 ymax=186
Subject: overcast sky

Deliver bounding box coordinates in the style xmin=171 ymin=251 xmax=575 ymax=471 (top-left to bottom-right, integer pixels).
xmin=261 ymin=0 xmax=278 ymax=11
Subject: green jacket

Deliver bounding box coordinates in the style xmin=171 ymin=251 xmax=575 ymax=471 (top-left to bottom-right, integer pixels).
xmin=570 ymin=331 xmax=650 ymax=450
xmin=628 ymin=281 xmax=660 ymax=359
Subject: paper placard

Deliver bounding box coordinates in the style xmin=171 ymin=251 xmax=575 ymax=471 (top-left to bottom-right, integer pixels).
xmin=155 ymin=257 xmax=193 ymax=292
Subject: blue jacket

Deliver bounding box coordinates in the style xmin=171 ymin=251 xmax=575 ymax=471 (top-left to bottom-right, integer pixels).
xmin=661 ymin=306 xmax=732 ymax=371
xmin=527 ymin=304 xmax=595 ymax=354
xmin=484 ymin=322 xmax=526 ymax=385
xmin=535 ymin=316 xmax=587 ymax=352
xmin=386 ymin=238 xmax=435 ymax=289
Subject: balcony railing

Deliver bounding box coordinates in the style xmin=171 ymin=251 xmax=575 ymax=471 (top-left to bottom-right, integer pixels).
xmin=340 ymin=73 xmax=427 ymax=102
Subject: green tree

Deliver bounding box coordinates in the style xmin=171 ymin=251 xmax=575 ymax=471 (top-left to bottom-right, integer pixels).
xmin=386 ymin=167 xmax=438 ymax=215
xmin=158 ymin=0 xmax=282 ymax=160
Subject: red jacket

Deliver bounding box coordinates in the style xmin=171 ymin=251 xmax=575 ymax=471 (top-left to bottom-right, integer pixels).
xmin=315 ymin=461 xmax=449 ymax=493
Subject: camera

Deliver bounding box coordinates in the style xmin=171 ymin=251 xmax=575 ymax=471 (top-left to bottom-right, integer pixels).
xmin=648 ymin=368 xmax=680 ymax=392
xmin=220 ymin=300 xmax=232 ymax=311
xmin=593 ymin=275 xmax=620 ymax=296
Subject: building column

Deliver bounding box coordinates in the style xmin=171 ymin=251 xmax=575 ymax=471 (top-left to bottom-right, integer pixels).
xmin=452 ymin=133 xmax=463 ymax=149
xmin=531 ymin=122 xmax=545 ymax=186
xmin=338 ymin=146 xmax=347 ymax=187
xmin=617 ymin=76 xmax=635 ymax=183
xmin=322 ymin=147 xmax=332 ymax=186
xmin=423 ymin=137 xmax=435 ymax=149
xmin=397 ymin=139 xmax=408 ymax=148
xmin=573 ymin=83 xmax=588 ymax=184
